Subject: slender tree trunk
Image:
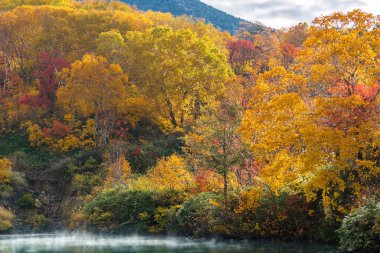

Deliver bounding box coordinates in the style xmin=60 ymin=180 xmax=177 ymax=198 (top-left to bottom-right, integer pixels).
xmin=95 ymin=112 xmax=99 ymax=149
xmin=160 ymin=83 xmax=177 ymax=127
xmin=247 ymin=158 xmax=253 ymax=186
xmin=165 ymin=98 xmax=177 ymax=127
xmin=194 ymin=96 xmax=201 ymax=121
xmin=2 ymin=53 xmax=9 ymax=95
xmin=223 ymin=171 xmax=228 ymax=209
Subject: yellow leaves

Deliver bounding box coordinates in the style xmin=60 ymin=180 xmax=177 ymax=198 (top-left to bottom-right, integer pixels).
xmin=57 ymin=54 xmax=126 ymax=112
xmin=241 ymin=11 xmax=380 ymax=214
xmin=236 ymin=185 xmax=264 ymax=213
xmin=57 ymin=54 xmax=128 ymax=117
xmin=0 ymin=0 xmax=74 ymax=11
xmin=57 ymin=55 xmax=131 ymax=146
xmin=105 ymin=155 xmax=132 ymax=187
xmin=124 ymin=26 xmax=231 ymax=130
xmin=298 ymin=10 xmax=380 ymax=94
xmin=242 ymin=92 xmax=309 ymax=161
xmin=0 ymin=158 xmax=12 ymax=184
xmin=55 ymin=134 xmax=81 ymax=152
xmin=131 ymin=154 xmax=195 ymax=192
xmin=0 ymin=206 xmax=14 ymax=232
xmin=22 ymin=116 xmax=95 ymax=152
xmin=256 ymin=66 xmax=307 ymax=97
xmin=259 ymin=151 xmax=299 ymax=194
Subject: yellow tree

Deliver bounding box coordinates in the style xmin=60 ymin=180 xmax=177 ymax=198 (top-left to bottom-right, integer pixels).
xmin=297 ymin=9 xmax=380 ymax=97
xmin=184 ymin=78 xmax=248 ymax=207
xmin=241 ymin=67 xmax=309 ymax=194
xmin=57 ymin=55 xmax=129 ymax=148
xmin=296 ymin=10 xmax=380 ymax=214
xmin=105 ymin=155 xmax=132 ymax=187
xmin=124 ymin=26 xmax=231 ymax=130
xmin=132 ymin=154 xmax=195 ymax=192
xmin=0 ymin=158 xmax=12 ymax=184
xmin=242 ymin=10 xmax=380 ymax=216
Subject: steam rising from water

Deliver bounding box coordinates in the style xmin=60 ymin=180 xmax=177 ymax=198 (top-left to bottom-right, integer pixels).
xmin=0 ymin=234 xmax=337 ymax=253
xmin=0 ymin=234 xmax=234 ymax=253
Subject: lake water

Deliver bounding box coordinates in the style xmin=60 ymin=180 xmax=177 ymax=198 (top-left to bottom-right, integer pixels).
xmin=0 ymin=234 xmax=338 ymax=253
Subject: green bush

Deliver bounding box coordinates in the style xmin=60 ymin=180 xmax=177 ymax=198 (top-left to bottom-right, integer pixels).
xmin=338 ymin=199 xmax=380 ymax=252
xmin=29 ymin=214 xmax=53 ymax=231
xmin=71 ymin=172 xmax=102 ymax=195
xmin=84 ymin=189 xmax=157 ymax=232
xmin=176 ymin=193 xmax=227 ymax=238
xmin=83 ymin=188 xmax=185 ymax=233
xmin=16 ymin=194 xmax=35 ymax=209
xmin=0 ymin=135 xmax=58 ymax=170
xmin=236 ymin=192 xmax=326 ymax=241
xmin=0 ymin=185 xmax=14 ymax=199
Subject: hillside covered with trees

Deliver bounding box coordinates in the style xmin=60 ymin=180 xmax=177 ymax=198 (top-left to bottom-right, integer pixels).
xmin=0 ymin=1 xmax=379 ymax=252
xmin=121 ymin=0 xmax=265 ymax=34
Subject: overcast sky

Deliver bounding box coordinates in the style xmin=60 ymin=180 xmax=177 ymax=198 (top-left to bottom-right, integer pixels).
xmin=201 ymin=0 xmax=380 ymax=28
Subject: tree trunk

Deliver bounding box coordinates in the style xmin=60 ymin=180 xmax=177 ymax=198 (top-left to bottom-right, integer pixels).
xmin=165 ymin=97 xmax=177 ymax=127
xmin=223 ymin=171 xmax=228 ymax=209
xmin=247 ymin=158 xmax=253 ymax=186
xmin=94 ymin=112 xmax=99 ymax=149
xmin=160 ymin=83 xmax=177 ymax=127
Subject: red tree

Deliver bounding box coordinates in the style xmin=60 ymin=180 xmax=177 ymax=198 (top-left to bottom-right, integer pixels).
xmin=20 ymin=51 xmax=68 ymax=108
xmin=227 ymin=39 xmax=262 ymax=72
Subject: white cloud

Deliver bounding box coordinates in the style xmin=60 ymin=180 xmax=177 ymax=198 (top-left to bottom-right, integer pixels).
xmin=201 ymin=0 xmax=380 ymax=28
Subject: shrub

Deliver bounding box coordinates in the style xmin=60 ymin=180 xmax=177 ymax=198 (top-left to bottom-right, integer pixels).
xmin=0 ymin=206 xmax=14 ymax=232
xmin=176 ymin=193 xmax=227 ymax=238
xmin=10 ymin=171 xmax=27 ymax=189
xmin=16 ymin=194 xmax=35 ymax=209
xmin=10 ymin=151 xmax=28 ymax=171
xmin=0 ymin=158 xmax=12 ymax=183
xmin=71 ymin=172 xmax=102 ymax=195
xmin=236 ymin=191 xmax=325 ymax=240
xmin=84 ymin=189 xmax=157 ymax=232
xmin=83 ymin=188 xmax=185 ymax=233
xmin=29 ymin=214 xmax=53 ymax=231
xmin=0 ymin=185 xmax=14 ymax=199
xmin=338 ymin=199 xmax=380 ymax=252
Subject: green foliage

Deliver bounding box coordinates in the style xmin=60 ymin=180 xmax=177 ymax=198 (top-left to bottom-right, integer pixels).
xmin=83 ymin=188 xmax=185 ymax=233
xmin=71 ymin=172 xmax=102 ymax=195
xmin=176 ymin=193 xmax=227 ymax=238
xmin=0 ymin=0 xmax=377 ymax=244
xmin=28 ymin=214 xmax=53 ymax=232
xmin=237 ymin=192 xmax=327 ymax=241
xmin=84 ymin=189 xmax=157 ymax=232
xmin=16 ymin=194 xmax=35 ymax=209
xmin=0 ymin=135 xmax=58 ymax=170
xmin=0 ymin=185 xmax=13 ymax=199
xmin=338 ymin=199 xmax=380 ymax=252
xmin=127 ymin=120 xmax=184 ymax=174
xmin=66 ymin=153 xmax=105 ymax=196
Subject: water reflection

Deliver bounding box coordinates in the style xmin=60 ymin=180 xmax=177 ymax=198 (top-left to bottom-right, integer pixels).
xmin=0 ymin=234 xmax=337 ymax=253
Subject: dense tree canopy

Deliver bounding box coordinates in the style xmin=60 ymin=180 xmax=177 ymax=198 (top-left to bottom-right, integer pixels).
xmin=0 ymin=1 xmax=378 ymax=249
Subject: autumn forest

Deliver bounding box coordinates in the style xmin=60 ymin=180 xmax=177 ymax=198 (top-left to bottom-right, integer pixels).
xmin=0 ymin=0 xmax=379 ymax=252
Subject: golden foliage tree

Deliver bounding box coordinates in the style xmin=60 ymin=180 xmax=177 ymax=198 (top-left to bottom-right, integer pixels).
xmin=57 ymin=55 xmax=129 ymax=147
xmin=241 ymin=10 xmax=380 ymax=216
xmin=132 ymin=154 xmax=195 ymax=192
xmin=0 ymin=158 xmax=12 ymax=184
xmin=105 ymin=155 xmax=132 ymax=187
xmin=124 ymin=26 xmax=231 ymax=130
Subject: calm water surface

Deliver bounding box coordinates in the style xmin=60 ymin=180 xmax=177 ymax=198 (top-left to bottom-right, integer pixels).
xmin=0 ymin=234 xmax=338 ymax=253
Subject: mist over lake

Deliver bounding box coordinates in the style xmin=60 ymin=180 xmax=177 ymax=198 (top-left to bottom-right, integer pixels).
xmin=0 ymin=234 xmax=338 ymax=253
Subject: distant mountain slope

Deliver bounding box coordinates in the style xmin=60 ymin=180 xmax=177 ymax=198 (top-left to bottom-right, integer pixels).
xmin=120 ymin=0 xmax=265 ymax=34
